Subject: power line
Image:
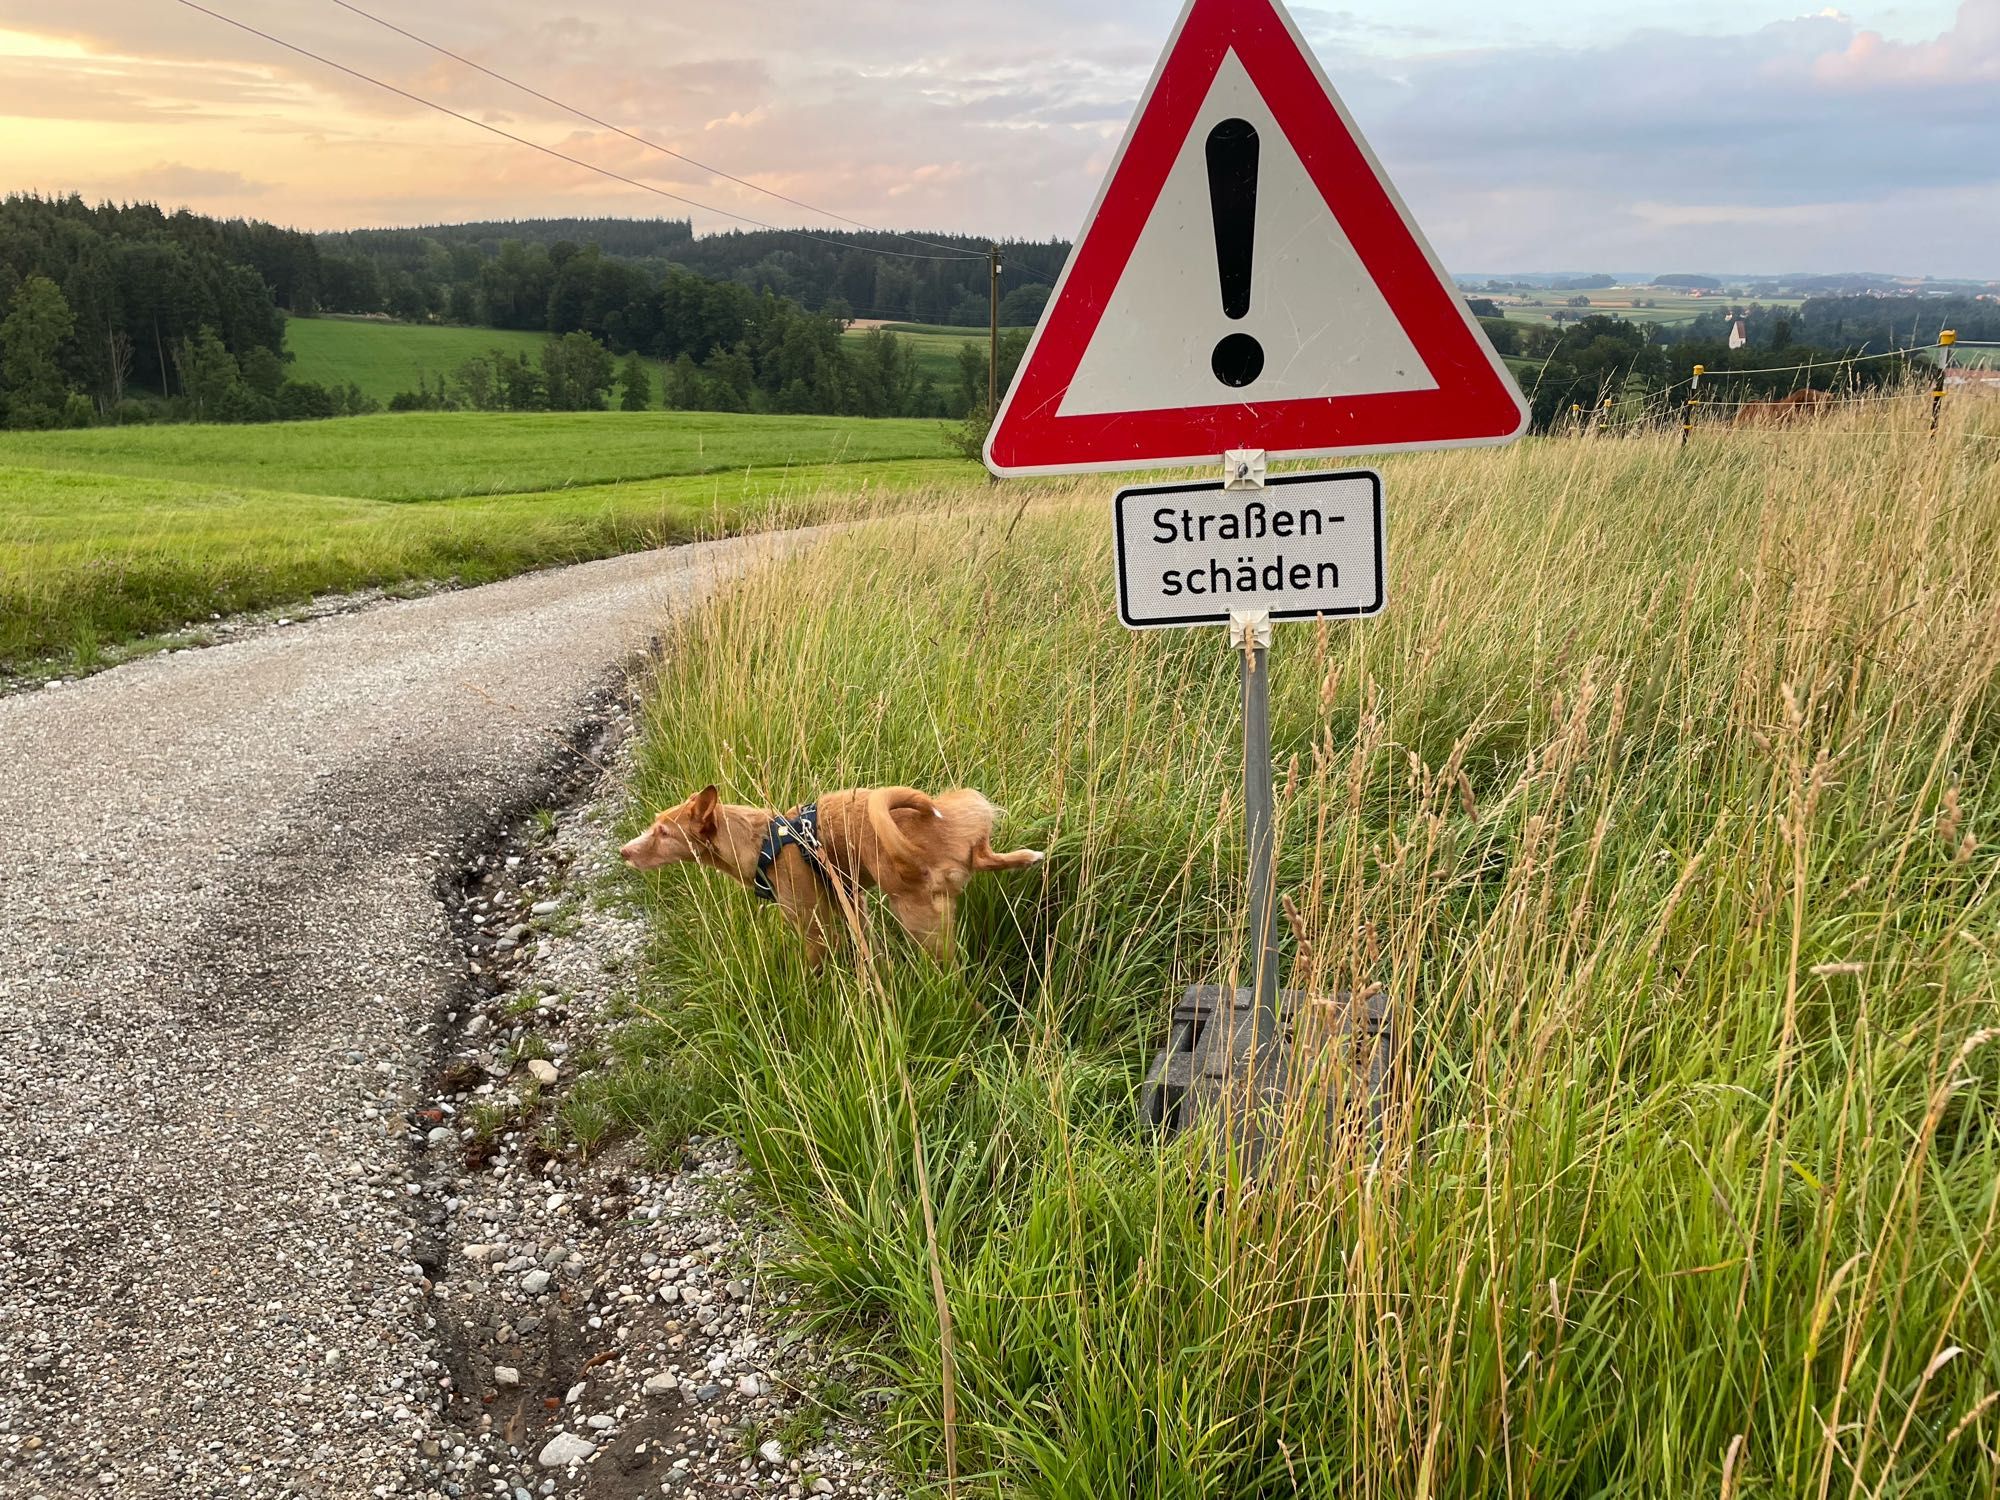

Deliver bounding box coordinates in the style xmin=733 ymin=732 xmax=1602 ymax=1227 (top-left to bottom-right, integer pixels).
xmin=175 ymin=0 xmax=983 ymax=264
xmin=324 ymin=0 xmax=985 ymax=264
xmin=322 ymin=0 xmax=1070 ymax=292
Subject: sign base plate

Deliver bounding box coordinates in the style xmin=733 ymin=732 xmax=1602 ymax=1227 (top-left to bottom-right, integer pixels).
xmin=1139 ymin=984 xmax=1394 ymax=1163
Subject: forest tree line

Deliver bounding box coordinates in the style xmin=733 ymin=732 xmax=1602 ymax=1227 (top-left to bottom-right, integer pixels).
xmin=0 ymin=195 xmax=1046 ymax=427
xmin=3 ymin=194 xmax=1974 ymax=433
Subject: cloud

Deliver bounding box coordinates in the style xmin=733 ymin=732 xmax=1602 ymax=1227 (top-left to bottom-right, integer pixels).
xmin=1807 ymin=0 xmax=2000 ymax=82
xmin=1289 ymin=8 xmax=1445 ymax=45
xmin=1335 ymin=1 xmax=2000 ymax=272
xmin=0 ymin=1 xmax=1993 ymax=275
xmin=127 ymin=162 xmax=271 ymax=199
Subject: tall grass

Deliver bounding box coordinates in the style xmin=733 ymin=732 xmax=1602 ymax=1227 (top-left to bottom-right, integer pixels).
xmin=603 ymin=412 xmax=2000 ymax=1496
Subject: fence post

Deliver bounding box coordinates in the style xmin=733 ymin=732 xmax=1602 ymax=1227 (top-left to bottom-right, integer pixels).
xmin=1683 ymin=364 xmax=1703 ymax=448
xmin=1931 ymin=330 xmax=1955 ymax=436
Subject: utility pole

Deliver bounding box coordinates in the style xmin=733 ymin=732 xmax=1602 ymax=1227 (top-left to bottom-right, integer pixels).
xmin=988 ymin=244 xmax=1002 ymax=417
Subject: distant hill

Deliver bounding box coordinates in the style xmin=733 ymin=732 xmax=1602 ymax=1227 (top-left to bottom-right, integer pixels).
xmin=318 ymin=217 xmax=696 ymax=270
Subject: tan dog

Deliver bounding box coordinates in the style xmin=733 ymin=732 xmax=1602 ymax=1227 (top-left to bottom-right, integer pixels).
xmin=619 ymin=785 xmax=1042 ymax=965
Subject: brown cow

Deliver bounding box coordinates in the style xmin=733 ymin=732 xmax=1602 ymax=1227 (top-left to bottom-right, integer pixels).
xmin=1732 ymin=388 xmax=1836 ymax=426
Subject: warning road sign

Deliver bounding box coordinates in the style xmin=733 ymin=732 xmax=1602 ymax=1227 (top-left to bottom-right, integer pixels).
xmin=985 ymin=0 xmax=1527 ymax=477
xmin=1114 ymin=470 xmax=1384 ymax=630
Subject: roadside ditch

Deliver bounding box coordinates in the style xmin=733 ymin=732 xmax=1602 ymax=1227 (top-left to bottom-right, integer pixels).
xmin=404 ymin=671 xmax=900 ymax=1500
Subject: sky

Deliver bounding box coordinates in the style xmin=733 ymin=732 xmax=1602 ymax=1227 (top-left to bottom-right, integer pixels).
xmin=1 ymin=0 xmax=1995 ymax=277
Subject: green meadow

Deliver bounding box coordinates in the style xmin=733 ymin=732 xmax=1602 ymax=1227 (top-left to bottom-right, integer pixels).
xmin=286 ymin=313 xmax=1023 ymax=408
xmin=0 ymin=410 xmax=966 ymax=675
xmin=843 ymin=322 xmax=1031 ymax=389
xmin=284 ymin=315 xmax=674 ymax=407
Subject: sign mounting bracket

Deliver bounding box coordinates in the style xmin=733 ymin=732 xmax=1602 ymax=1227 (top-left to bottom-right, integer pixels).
xmin=1223 ymin=449 xmax=1268 ymax=490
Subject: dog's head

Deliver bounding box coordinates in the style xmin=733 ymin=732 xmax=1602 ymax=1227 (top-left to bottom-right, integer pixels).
xmin=619 ymin=785 xmax=719 ymax=871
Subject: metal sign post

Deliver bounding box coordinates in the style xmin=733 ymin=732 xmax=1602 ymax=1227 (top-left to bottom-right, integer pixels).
xmin=1128 ymin=462 xmax=1393 ymax=1156
xmin=1231 ymin=607 xmax=1279 ymax=1051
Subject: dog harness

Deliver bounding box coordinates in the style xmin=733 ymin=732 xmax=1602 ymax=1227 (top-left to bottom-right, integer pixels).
xmin=753 ymin=802 xmax=836 ymax=903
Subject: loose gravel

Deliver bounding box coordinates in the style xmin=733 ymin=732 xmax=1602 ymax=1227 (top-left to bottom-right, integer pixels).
xmin=418 ymin=785 xmax=898 ymax=1500
xmin=0 ymin=534 xmax=855 ymax=1497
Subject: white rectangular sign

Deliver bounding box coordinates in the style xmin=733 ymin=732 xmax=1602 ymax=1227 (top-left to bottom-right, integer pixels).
xmin=1113 ymin=469 xmax=1384 ymax=630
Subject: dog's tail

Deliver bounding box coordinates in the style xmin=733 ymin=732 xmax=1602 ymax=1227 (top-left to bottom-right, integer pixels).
xmin=867 ymin=786 xmax=939 ymax=871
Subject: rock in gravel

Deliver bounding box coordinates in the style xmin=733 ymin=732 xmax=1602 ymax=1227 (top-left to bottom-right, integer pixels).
xmin=643 ymin=1374 xmax=676 ymax=1397
xmin=537 ymin=1431 xmax=597 ymax=1468
xmin=494 ymin=1365 xmax=520 ymax=1387
xmin=527 ymin=1058 xmax=558 ymax=1085
xmin=760 ymin=1438 xmax=786 ymax=1464
xmin=531 ymin=900 xmax=560 ymax=916
xmin=521 ymin=1268 xmax=552 ymax=1295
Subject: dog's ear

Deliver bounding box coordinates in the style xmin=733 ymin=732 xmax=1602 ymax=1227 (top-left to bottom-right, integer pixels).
xmin=690 ymin=785 xmax=719 ymax=839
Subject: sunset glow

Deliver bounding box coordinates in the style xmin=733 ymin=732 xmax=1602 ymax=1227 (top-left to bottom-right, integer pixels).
xmin=0 ymin=0 xmax=1994 ymax=271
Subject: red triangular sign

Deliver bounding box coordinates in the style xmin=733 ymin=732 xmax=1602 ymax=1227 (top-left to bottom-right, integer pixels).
xmin=985 ymin=0 xmax=1527 ymax=477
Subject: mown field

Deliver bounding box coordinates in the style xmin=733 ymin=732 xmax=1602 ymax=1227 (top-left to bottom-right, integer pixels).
xmin=0 ymin=410 xmax=954 ymax=502
xmin=592 ymin=412 xmax=2000 ymax=1495
xmin=0 ymin=410 xmax=966 ymax=674
xmin=285 ymin=316 xmax=674 ymax=407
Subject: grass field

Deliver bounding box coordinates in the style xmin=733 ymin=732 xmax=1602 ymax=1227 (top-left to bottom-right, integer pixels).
xmin=290 ymin=314 xmax=1024 ymax=409
xmin=589 ymin=411 xmax=2000 ymax=1495
xmin=841 ymin=322 xmax=1028 ymax=390
xmin=1492 ymin=287 xmax=1806 ymax=328
xmin=285 ymin=316 xmax=674 ymax=407
xmin=0 ymin=410 xmax=968 ymax=674
xmin=0 ymin=410 xmax=955 ymax=503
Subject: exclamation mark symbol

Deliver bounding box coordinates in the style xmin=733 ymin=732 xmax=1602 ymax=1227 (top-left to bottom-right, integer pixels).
xmin=1207 ymin=117 xmax=1263 ymax=388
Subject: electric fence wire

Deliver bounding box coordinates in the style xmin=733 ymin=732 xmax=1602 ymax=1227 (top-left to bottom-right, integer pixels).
xmin=176 ymin=0 xmax=989 ymax=265
xmin=1648 ymin=342 xmax=1947 ymax=397
xmin=1682 ymin=343 xmax=1945 ymax=379
xmin=1572 ymin=368 xmax=1964 ymax=433
xmin=1691 ymin=389 xmax=1932 ymax=411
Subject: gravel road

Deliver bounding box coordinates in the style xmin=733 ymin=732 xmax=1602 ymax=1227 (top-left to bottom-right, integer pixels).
xmin=0 ymin=539 xmax=768 ymax=1497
